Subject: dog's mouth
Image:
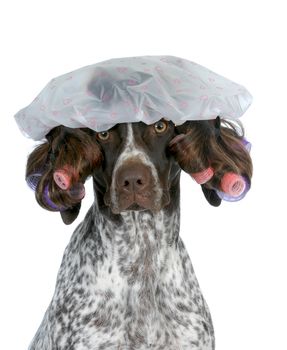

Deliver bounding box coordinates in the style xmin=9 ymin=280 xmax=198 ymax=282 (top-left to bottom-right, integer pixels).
xmin=125 ymin=203 xmax=146 ymax=211
xmin=104 ymin=187 xmax=170 ymax=214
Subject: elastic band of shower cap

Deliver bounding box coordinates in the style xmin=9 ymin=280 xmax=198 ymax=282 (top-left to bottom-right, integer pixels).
xmin=14 ymin=55 xmax=253 ymax=141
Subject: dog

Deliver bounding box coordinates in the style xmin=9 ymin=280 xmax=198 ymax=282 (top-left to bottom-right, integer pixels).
xmin=26 ymin=118 xmax=252 ymax=349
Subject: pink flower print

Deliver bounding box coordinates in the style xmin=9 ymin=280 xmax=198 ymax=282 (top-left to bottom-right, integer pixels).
xmin=98 ymin=71 xmax=109 ymax=78
xmin=179 ymin=101 xmax=188 ymax=109
xmin=155 ymin=65 xmax=162 ymax=72
xmin=86 ymin=88 xmax=94 ymax=97
xmin=63 ymin=98 xmax=72 ymax=105
xmin=139 ymin=85 xmax=148 ymax=91
xmin=200 ymin=95 xmax=209 ymax=100
xmin=173 ymin=78 xmax=181 ymax=85
xmin=122 ymin=98 xmax=133 ymax=108
xmin=81 ymin=106 xmax=92 ymax=115
xmin=89 ymin=118 xmax=97 ymax=128
xmin=128 ymin=79 xmax=137 ymax=85
xmin=116 ymin=67 xmax=128 ymax=73
xmin=102 ymin=93 xmax=111 ymax=102
xmin=143 ymin=68 xmax=151 ymax=72
xmin=52 ymin=110 xmax=60 ymax=117
xmin=110 ymin=111 xmax=118 ymax=119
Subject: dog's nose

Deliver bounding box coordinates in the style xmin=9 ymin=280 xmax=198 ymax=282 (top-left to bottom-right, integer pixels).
xmin=116 ymin=163 xmax=151 ymax=193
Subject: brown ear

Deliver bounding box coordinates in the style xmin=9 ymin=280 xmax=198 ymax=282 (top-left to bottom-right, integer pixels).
xmin=60 ymin=202 xmax=82 ymax=225
xmin=25 ymin=126 xmax=103 ymax=223
xmin=201 ymin=185 xmax=222 ymax=207
xmin=170 ymin=119 xmax=253 ymax=205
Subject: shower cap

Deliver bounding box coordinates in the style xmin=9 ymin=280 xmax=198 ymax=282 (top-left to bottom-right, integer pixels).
xmin=14 ymin=55 xmax=253 ymax=141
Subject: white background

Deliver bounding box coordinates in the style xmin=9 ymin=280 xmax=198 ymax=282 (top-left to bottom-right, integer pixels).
xmin=0 ymin=1 xmax=286 ymax=349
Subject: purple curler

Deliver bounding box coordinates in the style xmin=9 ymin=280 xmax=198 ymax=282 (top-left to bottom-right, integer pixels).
xmin=216 ymin=176 xmax=250 ymax=202
xmin=44 ymin=184 xmax=67 ymax=212
xmin=27 ymin=171 xmax=85 ymax=211
xmin=26 ymin=172 xmax=66 ymax=211
xmin=26 ymin=172 xmax=42 ymax=191
xmin=242 ymin=137 xmax=252 ymax=153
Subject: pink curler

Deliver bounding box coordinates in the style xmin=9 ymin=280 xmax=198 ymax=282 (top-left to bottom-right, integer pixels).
xmin=69 ymin=182 xmax=86 ymax=200
xmin=53 ymin=166 xmax=75 ymax=190
xmin=220 ymin=173 xmax=246 ymax=197
xmin=191 ymin=167 xmax=214 ymax=184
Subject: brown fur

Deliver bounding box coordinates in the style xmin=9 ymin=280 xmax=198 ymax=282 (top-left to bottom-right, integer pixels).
xmin=26 ymin=126 xmax=102 ymax=211
xmin=169 ymin=119 xmax=253 ymax=193
xmin=25 ymin=119 xmax=253 ymax=221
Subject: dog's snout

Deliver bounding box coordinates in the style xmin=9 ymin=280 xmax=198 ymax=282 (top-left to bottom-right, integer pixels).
xmin=116 ymin=163 xmax=151 ymax=193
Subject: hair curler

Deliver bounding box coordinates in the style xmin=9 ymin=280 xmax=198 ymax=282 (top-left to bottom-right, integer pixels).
xmin=26 ymin=170 xmax=85 ymax=211
xmin=242 ymin=137 xmax=252 ymax=153
xmin=190 ymin=167 xmax=214 ymax=184
xmin=26 ymin=172 xmax=42 ymax=191
xmin=216 ymin=173 xmax=250 ymax=202
xmin=43 ymin=184 xmax=67 ymax=211
xmin=69 ymin=182 xmax=85 ymax=201
xmin=53 ymin=165 xmax=77 ymax=190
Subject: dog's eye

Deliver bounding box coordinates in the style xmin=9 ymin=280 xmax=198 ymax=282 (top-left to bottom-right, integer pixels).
xmin=154 ymin=120 xmax=168 ymax=134
xmin=97 ymin=131 xmax=110 ymax=141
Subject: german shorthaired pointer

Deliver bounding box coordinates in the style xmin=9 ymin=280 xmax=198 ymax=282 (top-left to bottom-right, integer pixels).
xmin=28 ymin=120 xmax=217 ymax=350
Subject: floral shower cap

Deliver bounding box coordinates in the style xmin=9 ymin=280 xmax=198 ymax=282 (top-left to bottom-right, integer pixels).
xmin=14 ymin=55 xmax=253 ymax=141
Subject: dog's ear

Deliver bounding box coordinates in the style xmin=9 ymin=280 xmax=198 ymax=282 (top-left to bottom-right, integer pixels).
xmin=169 ymin=119 xmax=252 ymax=205
xmin=25 ymin=126 xmax=103 ymax=224
xmin=60 ymin=202 xmax=82 ymax=225
xmin=201 ymin=185 xmax=222 ymax=207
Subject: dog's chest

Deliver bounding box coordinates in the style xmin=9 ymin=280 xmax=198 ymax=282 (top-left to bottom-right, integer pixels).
xmin=52 ymin=212 xmax=213 ymax=349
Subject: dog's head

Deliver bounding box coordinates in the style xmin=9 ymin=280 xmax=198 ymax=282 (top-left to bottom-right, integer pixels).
xmin=26 ymin=119 xmax=252 ymax=224
xmin=93 ymin=120 xmax=178 ymax=216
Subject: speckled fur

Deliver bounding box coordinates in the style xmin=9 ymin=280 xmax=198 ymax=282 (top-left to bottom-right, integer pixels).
xmin=28 ymin=200 xmax=215 ymax=350
xmin=28 ymin=124 xmax=215 ymax=350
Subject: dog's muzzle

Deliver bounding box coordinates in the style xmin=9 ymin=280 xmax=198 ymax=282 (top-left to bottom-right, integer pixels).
xmin=115 ymin=161 xmax=155 ymax=212
xmin=104 ymin=160 xmax=163 ymax=214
